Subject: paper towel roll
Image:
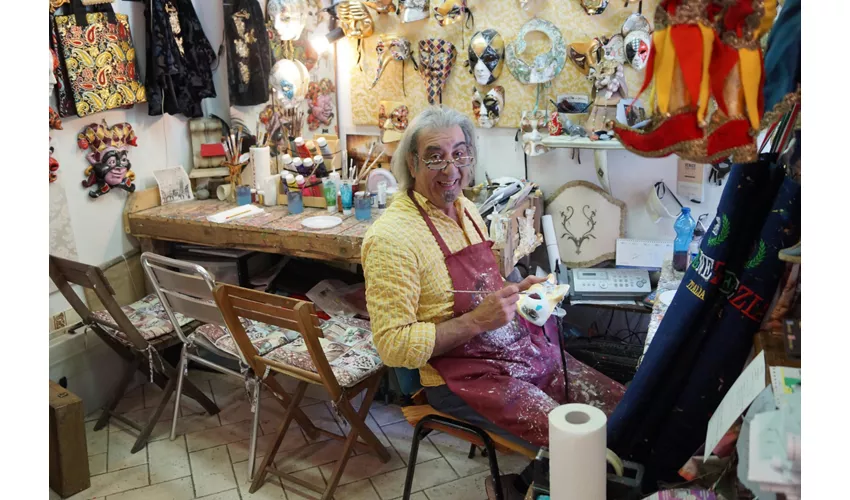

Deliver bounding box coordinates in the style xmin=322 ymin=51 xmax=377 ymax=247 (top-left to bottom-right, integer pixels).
xmin=251 ymin=146 xmax=272 ymax=188
xmin=542 ymin=214 xmax=562 ymax=273
xmin=549 ymin=404 xmax=607 ymax=500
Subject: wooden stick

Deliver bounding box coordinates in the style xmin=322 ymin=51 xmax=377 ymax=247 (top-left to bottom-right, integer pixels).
xmin=447 ymin=290 xmax=530 ymax=295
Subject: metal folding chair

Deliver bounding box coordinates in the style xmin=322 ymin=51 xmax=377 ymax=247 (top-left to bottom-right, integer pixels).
xmin=49 ymin=255 xmax=219 ymax=453
xmin=140 ymin=253 xmax=319 ymax=478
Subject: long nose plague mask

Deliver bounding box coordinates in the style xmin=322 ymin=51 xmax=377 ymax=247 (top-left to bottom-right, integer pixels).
xmin=613 ymin=0 xmax=778 ymax=164
xmin=399 ymin=0 xmax=429 ymax=23
xmin=371 ymin=35 xmax=417 ymax=94
xmin=520 ymin=110 xmax=549 ymax=157
xmin=466 ymin=29 xmax=504 ymax=86
xmin=517 ymin=274 xmax=570 ymax=327
xmin=472 ymin=86 xmax=504 ymax=129
xmin=378 ymin=101 xmax=409 ymax=143
xmin=506 ymin=18 xmax=566 ymax=85
xmin=417 ymin=38 xmax=457 ymax=105
xmin=268 ymin=0 xmax=309 ymax=41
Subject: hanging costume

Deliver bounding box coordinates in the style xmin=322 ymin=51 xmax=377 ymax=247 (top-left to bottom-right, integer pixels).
xmin=225 ymin=0 xmax=271 ymax=106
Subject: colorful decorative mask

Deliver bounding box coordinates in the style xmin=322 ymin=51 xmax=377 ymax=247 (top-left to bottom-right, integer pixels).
xmin=399 ymin=0 xmax=430 ymax=23
xmin=306 ymin=78 xmax=336 ymax=131
xmin=621 ymin=11 xmax=651 ymax=36
xmin=602 ymin=35 xmax=626 ymax=65
xmin=517 ymin=274 xmax=570 ymax=327
xmin=624 ymin=30 xmax=651 ymax=70
xmin=337 ymin=1 xmax=375 ymax=39
xmin=418 ymin=38 xmax=457 ymax=105
xmin=467 ymin=29 xmax=504 ymax=86
xmin=589 ymin=59 xmax=628 ymax=100
xmin=269 ymin=59 xmax=310 ymax=106
xmin=520 ymin=110 xmax=549 ymax=157
xmin=568 ymin=39 xmax=603 ymax=76
xmin=365 ymin=0 xmax=397 ymax=14
xmin=78 ymin=122 xmax=138 ymax=198
xmin=371 ymin=35 xmax=414 ymax=88
xmin=268 ymin=0 xmax=308 ymax=41
xmin=580 ymin=0 xmax=608 ymax=15
xmin=378 ymin=101 xmax=409 ymax=143
xmin=472 ymin=87 xmax=504 ymax=129
xmin=506 ymin=19 xmax=566 ymax=85
xmin=433 ymin=0 xmax=467 ymax=27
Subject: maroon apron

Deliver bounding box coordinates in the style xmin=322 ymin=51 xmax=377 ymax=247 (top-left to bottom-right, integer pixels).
xmin=409 ymin=191 xmax=625 ymax=447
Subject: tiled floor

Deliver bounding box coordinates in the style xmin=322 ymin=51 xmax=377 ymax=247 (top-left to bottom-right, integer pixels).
xmin=51 ymin=370 xmax=529 ymax=500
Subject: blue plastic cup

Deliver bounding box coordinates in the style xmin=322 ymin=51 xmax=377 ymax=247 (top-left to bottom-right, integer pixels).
xmin=354 ymin=192 xmax=372 ymax=221
xmin=287 ymin=190 xmax=304 ymax=214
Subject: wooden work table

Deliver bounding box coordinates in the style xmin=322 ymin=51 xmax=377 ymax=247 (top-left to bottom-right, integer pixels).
xmin=125 ymin=188 xmax=379 ymax=263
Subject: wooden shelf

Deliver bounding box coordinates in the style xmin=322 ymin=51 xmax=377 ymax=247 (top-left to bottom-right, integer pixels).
xmin=541 ymin=136 xmax=625 ymax=150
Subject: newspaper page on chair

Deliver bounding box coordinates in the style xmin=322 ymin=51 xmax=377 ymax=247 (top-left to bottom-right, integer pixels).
xmin=545 ymin=180 xmax=626 ymax=267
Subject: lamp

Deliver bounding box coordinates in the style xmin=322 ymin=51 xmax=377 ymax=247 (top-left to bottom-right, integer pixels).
xmin=310 ymin=26 xmax=345 ymax=54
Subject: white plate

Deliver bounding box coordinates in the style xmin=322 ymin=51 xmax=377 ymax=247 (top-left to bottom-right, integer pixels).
xmin=301 ymin=216 xmax=343 ymax=230
xmin=367 ymin=168 xmax=398 ymax=193
xmin=659 ymin=290 xmax=676 ymax=306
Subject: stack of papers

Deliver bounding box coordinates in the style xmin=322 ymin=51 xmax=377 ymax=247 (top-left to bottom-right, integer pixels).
xmin=747 ymin=379 xmax=801 ymax=499
xmin=206 ymin=205 xmax=264 ymax=223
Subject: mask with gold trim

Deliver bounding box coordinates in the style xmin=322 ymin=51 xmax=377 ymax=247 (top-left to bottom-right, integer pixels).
xmin=377 ymin=101 xmax=409 ymax=143
xmin=364 ymin=0 xmax=397 ymax=14
xmin=472 ymin=86 xmax=504 ymax=129
xmin=371 ymin=35 xmax=414 ymax=88
xmin=568 ymin=38 xmax=603 ymax=76
xmin=580 ymin=0 xmax=608 ymax=16
xmin=466 ymin=29 xmax=504 ymax=86
xmin=432 ymin=0 xmax=467 ymax=27
xmin=337 ymin=1 xmax=374 ymax=39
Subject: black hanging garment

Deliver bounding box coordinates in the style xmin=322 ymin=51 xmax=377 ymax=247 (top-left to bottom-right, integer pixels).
xmin=225 ymin=0 xmax=271 ymax=106
xmin=145 ymin=0 xmax=217 ymax=117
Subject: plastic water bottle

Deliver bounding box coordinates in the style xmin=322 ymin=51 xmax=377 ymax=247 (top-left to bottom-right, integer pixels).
xmin=673 ymin=207 xmax=696 ymax=272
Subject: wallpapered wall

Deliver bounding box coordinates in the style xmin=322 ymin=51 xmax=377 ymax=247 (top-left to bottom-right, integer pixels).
xmin=350 ymin=0 xmax=658 ymax=128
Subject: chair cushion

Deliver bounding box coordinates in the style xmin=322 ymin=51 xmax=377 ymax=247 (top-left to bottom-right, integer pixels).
xmin=90 ymin=294 xmax=193 ymax=342
xmin=262 ymin=318 xmax=383 ymax=388
xmin=195 ymin=319 xmax=301 ymax=357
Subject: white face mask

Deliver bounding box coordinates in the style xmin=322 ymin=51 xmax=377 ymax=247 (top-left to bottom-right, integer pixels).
xmin=517 ymin=274 xmax=570 ymax=327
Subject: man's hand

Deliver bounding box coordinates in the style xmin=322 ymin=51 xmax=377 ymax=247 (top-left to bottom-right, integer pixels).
xmin=516 ymin=275 xmax=548 ymax=292
xmin=467 ymin=284 xmax=523 ymax=334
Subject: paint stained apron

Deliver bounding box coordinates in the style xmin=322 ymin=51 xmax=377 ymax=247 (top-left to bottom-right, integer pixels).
xmin=409 ymin=191 xmax=624 ymax=447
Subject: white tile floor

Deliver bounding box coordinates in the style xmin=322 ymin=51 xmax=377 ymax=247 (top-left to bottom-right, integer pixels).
xmin=51 ymin=370 xmax=529 ymax=500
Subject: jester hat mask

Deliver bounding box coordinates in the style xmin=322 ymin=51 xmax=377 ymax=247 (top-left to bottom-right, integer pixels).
xmin=78 ymin=122 xmax=138 ymax=198
xmin=467 ymin=29 xmax=505 ymax=86
xmin=418 ymin=38 xmax=457 ymax=105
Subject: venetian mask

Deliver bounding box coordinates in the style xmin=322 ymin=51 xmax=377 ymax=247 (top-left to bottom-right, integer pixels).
xmin=467 ymin=29 xmax=504 ymax=86
xmin=506 ymin=19 xmax=567 ymax=85
xmin=418 ymin=38 xmax=457 ymax=105
xmin=472 ymin=86 xmax=504 ymax=129
xmin=399 ymin=0 xmax=429 ymax=23
xmin=603 ymin=35 xmax=626 ymax=65
xmin=377 ymin=101 xmax=409 ymax=143
xmin=624 ymin=29 xmax=651 ymax=70
xmin=519 ymin=0 xmax=546 ymax=15
xmin=337 ymin=1 xmax=375 ymax=39
xmin=365 ymin=0 xmax=397 ymax=14
xmin=433 ymin=0 xmax=467 ymax=27
xmin=269 ymin=59 xmax=310 ymax=105
xmin=371 ymin=35 xmax=413 ymax=88
xmin=580 ymin=0 xmax=608 ymax=15
xmin=568 ymin=39 xmax=603 ymax=76
xmin=268 ymin=0 xmax=308 ymax=41
xmin=621 ymin=12 xmax=651 ymax=36
xmin=78 ymin=122 xmax=138 ymax=198
xmin=520 ymin=110 xmax=549 ymax=157
xmin=517 ymin=274 xmax=570 ymax=327
xmin=589 ymin=59 xmax=628 ymax=100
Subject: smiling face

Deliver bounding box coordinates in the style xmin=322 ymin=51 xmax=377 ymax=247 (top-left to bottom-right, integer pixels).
xmin=409 ymin=125 xmax=473 ymax=211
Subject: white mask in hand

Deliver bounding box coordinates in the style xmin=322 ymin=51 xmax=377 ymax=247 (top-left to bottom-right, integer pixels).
xmin=517 ymin=274 xmax=570 ymax=327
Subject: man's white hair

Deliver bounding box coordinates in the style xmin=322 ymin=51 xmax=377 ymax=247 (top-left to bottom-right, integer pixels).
xmin=391 ymin=106 xmax=477 ymax=191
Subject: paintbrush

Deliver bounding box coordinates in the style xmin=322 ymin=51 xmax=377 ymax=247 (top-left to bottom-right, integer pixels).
xmin=447 ymin=290 xmax=531 ymax=295
xmin=357 ymin=149 xmax=386 ymax=183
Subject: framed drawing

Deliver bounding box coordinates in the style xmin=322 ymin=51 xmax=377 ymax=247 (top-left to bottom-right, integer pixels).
xmin=544 ymin=180 xmax=626 ymax=268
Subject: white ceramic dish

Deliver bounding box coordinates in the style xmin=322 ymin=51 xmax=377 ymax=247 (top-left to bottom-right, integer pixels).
xmin=301 ymin=216 xmax=343 ymax=230
xmin=367 ymin=168 xmax=398 ymax=193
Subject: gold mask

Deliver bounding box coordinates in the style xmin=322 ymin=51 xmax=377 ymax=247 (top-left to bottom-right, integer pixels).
xmin=568 ymin=39 xmax=603 ymax=76
xmin=337 ymin=1 xmax=375 ymax=39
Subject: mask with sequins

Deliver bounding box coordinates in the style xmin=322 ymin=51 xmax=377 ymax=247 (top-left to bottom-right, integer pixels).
xmin=377 ymin=101 xmax=409 ymax=143
xmin=467 ymin=29 xmax=504 ymax=86
xmin=371 ymin=35 xmax=414 ymax=88
xmin=417 ymin=38 xmax=457 ymax=105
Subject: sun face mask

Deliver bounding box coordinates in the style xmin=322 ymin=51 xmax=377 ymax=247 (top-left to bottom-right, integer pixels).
xmin=417 ymin=38 xmax=457 ymax=105
xmin=472 ymin=86 xmax=504 ymax=129
xmin=371 ymin=35 xmax=415 ymax=89
xmin=399 ymin=0 xmax=429 ymax=23
xmin=377 ymin=101 xmax=409 ymax=143
xmin=467 ymin=29 xmax=504 ymax=86
xmin=268 ymin=0 xmax=308 ymax=41
xmin=337 ymin=1 xmax=375 ymax=39
xmin=520 ymin=110 xmax=549 ymax=157
xmin=506 ymin=19 xmax=567 ymax=85
xmin=517 ymin=274 xmax=570 ymax=327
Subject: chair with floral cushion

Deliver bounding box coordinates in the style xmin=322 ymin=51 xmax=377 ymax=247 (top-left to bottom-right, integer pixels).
xmin=48 ymin=255 xmax=220 ymax=454
xmin=139 ymin=253 xmax=320 ymax=479
xmin=213 ymin=283 xmax=391 ymax=500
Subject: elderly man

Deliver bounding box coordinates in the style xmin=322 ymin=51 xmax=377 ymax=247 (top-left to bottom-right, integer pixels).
xmin=362 ymin=107 xmax=624 ymax=497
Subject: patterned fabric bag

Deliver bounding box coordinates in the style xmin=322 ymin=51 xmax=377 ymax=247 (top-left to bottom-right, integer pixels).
xmin=50 ymin=15 xmax=76 ymax=117
xmin=54 ymin=0 xmax=146 ymax=117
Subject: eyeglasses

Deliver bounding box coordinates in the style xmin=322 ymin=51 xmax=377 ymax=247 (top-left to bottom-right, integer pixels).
xmin=414 ymin=152 xmax=475 ymax=171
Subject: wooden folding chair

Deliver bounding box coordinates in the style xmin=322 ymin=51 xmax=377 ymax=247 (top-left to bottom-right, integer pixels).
xmin=140 ymin=253 xmax=319 ymax=478
xmin=49 ymin=255 xmax=220 ymax=453
xmin=213 ymin=284 xmax=391 ymax=499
